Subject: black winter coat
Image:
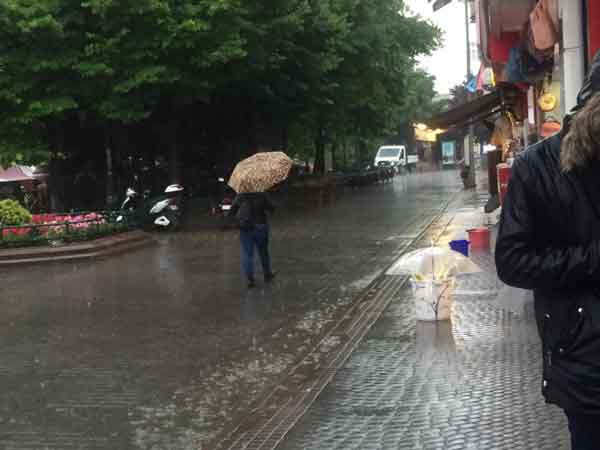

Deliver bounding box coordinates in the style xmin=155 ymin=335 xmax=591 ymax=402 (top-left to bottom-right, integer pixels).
xmin=496 ymin=52 xmax=600 ymax=414
xmin=230 ymin=193 xmax=275 ymax=226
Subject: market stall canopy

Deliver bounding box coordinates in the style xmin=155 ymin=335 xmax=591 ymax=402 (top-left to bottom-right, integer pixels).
xmin=477 ymin=0 xmax=537 ymax=64
xmin=486 ymin=0 xmax=536 ymax=34
xmin=424 ymin=90 xmax=503 ymax=130
xmin=425 ymin=83 xmax=523 ymax=131
xmin=0 ymin=165 xmax=37 ymax=183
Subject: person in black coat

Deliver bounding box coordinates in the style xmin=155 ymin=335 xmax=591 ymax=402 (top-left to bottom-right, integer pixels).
xmin=496 ymin=52 xmax=600 ymax=449
xmin=229 ymin=192 xmax=276 ymax=288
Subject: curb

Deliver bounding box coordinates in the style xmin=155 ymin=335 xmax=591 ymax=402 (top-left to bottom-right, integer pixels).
xmin=215 ymin=190 xmax=461 ymax=450
xmin=0 ymin=231 xmax=155 ymax=267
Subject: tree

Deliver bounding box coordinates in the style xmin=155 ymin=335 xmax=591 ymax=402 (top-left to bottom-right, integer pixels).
xmin=290 ymin=0 xmax=442 ymax=171
xmin=0 ymin=0 xmax=247 ymax=151
xmin=0 ymin=0 xmax=442 ymax=207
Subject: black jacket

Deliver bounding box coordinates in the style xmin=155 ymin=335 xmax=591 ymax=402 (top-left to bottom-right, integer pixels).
xmin=496 ymin=52 xmax=600 ymax=414
xmin=230 ymin=193 xmax=275 ymax=226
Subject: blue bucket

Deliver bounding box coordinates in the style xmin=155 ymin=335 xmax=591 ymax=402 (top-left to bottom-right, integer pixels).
xmin=449 ymin=239 xmax=470 ymax=257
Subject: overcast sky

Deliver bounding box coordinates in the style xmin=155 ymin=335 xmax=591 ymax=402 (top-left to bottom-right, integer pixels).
xmin=405 ymin=0 xmax=477 ymax=94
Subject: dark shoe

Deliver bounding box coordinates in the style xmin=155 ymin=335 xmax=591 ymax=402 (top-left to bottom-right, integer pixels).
xmin=484 ymin=194 xmax=500 ymax=213
xmin=247 ymin=278 xmax=256 ymax=288
xmin=264 ymin=272 xmax=276 ymax=283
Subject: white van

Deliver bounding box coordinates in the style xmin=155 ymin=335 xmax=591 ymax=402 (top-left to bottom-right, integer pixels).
xmin=374 ymin=145 xmax=418 ymax=172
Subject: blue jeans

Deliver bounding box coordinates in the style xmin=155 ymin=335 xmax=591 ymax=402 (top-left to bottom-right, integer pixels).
xmin=240 ymin=224 xmax=272 ymax=279
xmin=567 ymin=412 xmax=600 ymax=449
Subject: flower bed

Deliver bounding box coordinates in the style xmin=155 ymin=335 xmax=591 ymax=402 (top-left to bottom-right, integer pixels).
xmin=0 ymin=212 xmax=129 ymax=249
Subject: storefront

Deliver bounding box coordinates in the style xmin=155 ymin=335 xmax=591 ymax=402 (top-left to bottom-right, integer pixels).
xmin=424 ymin=86 xmax=521 ymax=155
xmin=424 ymin=0 xmax=599 ymax=207
xmin=468 ymin=0 xmax=600 ymax=207
xmin=476 ymin=0 xmax=561 ymax=154
xmin=589 ymin=1 xmax=600 ymax=58
xmin=441 ymin=141 xmax=457 ymax=165
xmin=476 ymin=0 xmax=600 ymax=147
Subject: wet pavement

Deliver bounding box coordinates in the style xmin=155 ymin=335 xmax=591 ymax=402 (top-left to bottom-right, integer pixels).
xmin=0 ymin=171 xmax=461 ymax=450
xmin=277 ymin=190 xmax=570 ymax=450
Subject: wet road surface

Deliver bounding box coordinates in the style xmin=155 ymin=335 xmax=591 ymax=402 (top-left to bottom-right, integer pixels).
xmin=277 ymin=191 xmax=569 ymax=450
xmin=1 ymin=172 xmax=461 ymax=450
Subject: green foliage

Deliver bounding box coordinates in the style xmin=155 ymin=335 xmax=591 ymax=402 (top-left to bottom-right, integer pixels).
xmin=449 ymin=82 xmax=471 ymax=108
xmin=284 ymin=0 xmax=442 ymax=170
xmin=0 ymin=232 xmax=49 ymax=249
xmin=0 ymin=199 xmax=32 ymax=226
xmin=66 ymin=222 xmax=127 ymax=241
xmin=0 ymin=0 xmax=442 ymax=171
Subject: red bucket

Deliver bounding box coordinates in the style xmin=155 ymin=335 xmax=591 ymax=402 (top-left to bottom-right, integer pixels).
xmin=468 ymin=228 xmax=491 ymax=249
xmin=497 ymin=164 xmax=512 ymax=205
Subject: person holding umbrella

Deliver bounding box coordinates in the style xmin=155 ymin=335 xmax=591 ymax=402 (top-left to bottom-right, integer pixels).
xmin=228 ymin=152 xmax=292 ymax=288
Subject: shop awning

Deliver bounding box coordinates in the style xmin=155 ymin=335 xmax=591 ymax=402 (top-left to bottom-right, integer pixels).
xmin=477 ymin=0 xmax=537 ymax=64
xmin=0 ymin=166 xmax=36 ymax=183
xmin=425 ymin=90 xmax=504 ymax=130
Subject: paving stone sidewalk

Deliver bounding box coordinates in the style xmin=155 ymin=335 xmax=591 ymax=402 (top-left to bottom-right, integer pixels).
xmin=0 ymin=172 xmax=462 ymax=450
xmin=279 ymin=190 xmax=571 ymax=450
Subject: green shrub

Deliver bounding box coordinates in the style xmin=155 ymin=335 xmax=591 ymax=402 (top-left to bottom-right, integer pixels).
xmin=0 ymin=233 xmax=48 ymax=249
xmin=0 ymin=211 xmax=129 ymax=249
xmin=0 ymin=199 xmax=32 ymax=226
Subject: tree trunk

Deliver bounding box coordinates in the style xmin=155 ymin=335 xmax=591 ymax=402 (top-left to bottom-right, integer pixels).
xmin=313 ymin=124 xmax=326 ymax=175
xmin=330 ymin=142 xmax=338 ymax=171
xmin=168 ymin=142 xmax=180 ymax=184
xmin=247 ymin=108 xmax=259 ymax=156
xmin=48 ymin=156 xmax=60 ymax=212
xmin=164 ymin=119 xmax=181 ymax=184
xmin=113 ymin=129 xmax=123 ymax=199
xmin=49 ymin=127 xmax=65 ymax=212
xmin=281 ymin=124 xmax=288 ymax=151
xmin=105 ymin=131 xmax=116 ymax=208
xmin=358 ymin=138 xmax=367 ymax=166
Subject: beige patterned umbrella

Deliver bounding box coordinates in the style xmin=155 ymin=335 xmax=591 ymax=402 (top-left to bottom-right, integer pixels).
xmin=228 ymin=152 xmax=293 ymax=193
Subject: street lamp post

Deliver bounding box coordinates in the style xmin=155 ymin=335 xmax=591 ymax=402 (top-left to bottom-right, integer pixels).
xmin=432 ymin=0 xmax=477 ymax=188
xmin=464 ymin=0 xmax=476 ymax=189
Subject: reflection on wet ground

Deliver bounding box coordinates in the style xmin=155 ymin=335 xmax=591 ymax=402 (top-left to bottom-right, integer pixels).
xmin=0 ymin=172 xmax=460 ymax=450
xmin=279 ymin=192 xmax=569 ymax=450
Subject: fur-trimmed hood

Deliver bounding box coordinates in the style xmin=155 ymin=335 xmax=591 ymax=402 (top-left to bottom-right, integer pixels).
xmin=573 ymin=51 xmax=600 ymax=115
xmin=560 ymin=51 xmax=600 ymax=170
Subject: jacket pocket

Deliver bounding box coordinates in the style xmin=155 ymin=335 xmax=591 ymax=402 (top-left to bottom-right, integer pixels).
xmin=554 ymin=305 xmax=586 ymax=355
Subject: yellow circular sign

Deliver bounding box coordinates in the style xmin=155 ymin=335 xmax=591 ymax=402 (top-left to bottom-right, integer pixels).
xmin=539 ymin=93 xmax=557 ymax=112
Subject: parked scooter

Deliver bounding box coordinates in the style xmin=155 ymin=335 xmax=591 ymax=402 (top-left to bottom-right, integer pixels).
xmin=120 ymin=187 xmax=144 ymax=212
xmin=117 ymin=184 xmax=185 ymax=231
xmin=213 ymin=177 xmax=236 ymax=229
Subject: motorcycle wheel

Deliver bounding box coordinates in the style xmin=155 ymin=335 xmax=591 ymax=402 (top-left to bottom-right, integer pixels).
xmin=155 ymin=213 xmax=180 ymax=231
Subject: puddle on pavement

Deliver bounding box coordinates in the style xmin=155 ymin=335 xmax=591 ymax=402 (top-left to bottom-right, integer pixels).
xmin=342 ymin=272 xmax=380 ymax=292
